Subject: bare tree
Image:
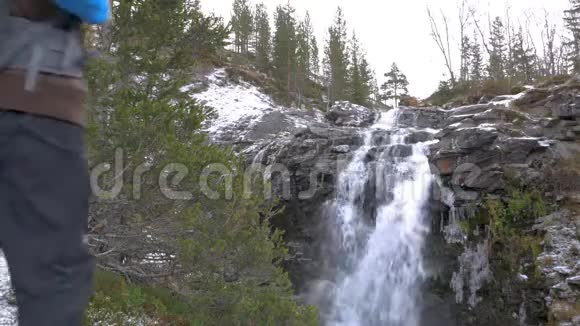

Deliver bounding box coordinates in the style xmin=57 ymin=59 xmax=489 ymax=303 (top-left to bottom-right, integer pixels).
xmin=540 ymin=9 xmax=558 ymax=76
xmin=504 ymin=3 xmax=515 ymax=85
xmin=459 ymin=0 xmax=471 ymax=83
xmin=471 ymin=7 xmax=492 ymax=56
xmin=427 ymin=6 xmax=457 ymax=85
xmin=557 ymin=36 xmax=572 ymax=75
xmin=523 ymin=11 xmax=541 ymax=79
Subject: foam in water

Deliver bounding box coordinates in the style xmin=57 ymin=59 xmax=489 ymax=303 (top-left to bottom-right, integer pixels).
xmin=326 ymin=108 xmax=436 ymax=326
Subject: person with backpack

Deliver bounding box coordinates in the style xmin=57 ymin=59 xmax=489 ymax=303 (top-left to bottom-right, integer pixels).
xmin=0 ymin=0 xmax=109 ymax=325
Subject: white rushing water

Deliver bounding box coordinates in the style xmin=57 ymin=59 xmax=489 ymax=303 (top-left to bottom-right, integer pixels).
xmin=328 ymin=109 xmax=436 ymax=326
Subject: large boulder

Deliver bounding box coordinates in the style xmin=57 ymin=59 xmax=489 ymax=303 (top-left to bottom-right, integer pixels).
xmin=325 ymin=101 xmax=377 ymax=127
xmin=552 ymin=101 xmax=580 ymax=120
xmin=456 ymin=128 xmax=499 ymax=150
xmin=495 ymin=136 xmax=547 ymax=163
xmin=397 ymin=107 xmax=446 ymax=129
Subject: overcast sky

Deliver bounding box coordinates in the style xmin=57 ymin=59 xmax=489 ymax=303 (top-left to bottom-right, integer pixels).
xmin=199 ymin=0 xmax=569 ymax=98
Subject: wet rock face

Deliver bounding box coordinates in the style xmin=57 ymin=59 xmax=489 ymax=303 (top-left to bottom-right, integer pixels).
xmin=429 ymin=84 xmax=580 ymax=206
xmin=247 ymin=122 xmax=362 ymax=288
xmin=426 ymin=84 xmax=580 ymax=326
xmin=224 ymin=83 xmax=577 ymax=325
xmin=514 ymin=83 xmax=580 ymax=143
xmin=428 ymin=99 xmax=557 ymax=198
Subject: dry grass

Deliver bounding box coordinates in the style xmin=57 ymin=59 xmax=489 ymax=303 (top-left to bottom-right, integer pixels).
xmin=537 ymin=74 xmax=573 ymax=88
xmin=541 ymin=151 xmax=580 ymax=209
xmin=549 ymin=301 xmax=580 ymax=324
xmin=225 ymin=65 xmax=268 ymax=88
xmin=513 ymin=88 xmax=551 ymax=107
xmin=538 ymin=254 xmax=555 ymax=267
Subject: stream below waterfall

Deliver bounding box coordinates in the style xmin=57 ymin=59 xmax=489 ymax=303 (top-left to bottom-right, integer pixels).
xmin=321 ymin=108 xmax=438 ymax=326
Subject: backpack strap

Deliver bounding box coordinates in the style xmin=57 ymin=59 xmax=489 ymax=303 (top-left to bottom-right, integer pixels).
xmin=0 ymin=0 xmax=84 ymax=91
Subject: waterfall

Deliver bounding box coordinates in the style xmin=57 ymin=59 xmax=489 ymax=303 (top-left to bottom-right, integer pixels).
xmin=325 ymin=108 xmax=437 ymax=326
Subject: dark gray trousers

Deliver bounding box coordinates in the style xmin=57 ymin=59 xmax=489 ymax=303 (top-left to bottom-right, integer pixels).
xmin=0 ymin=111 xmax=94 ymax=326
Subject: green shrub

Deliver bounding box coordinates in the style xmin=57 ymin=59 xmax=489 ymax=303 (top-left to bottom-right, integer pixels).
xmin=85 ymin=3 xmax=318 ymax=324
xmin=426 ymin=80 xmax=466 ymax=106
xmin=485 ymin=188 xmax=546 ymax=240
xmin=84 ymin=271 xmax=161 ymax=325
xmin=86 ymin=268 xmax=318 ymax=326
xmin=483 ymin=187 xmax=548 ymax=275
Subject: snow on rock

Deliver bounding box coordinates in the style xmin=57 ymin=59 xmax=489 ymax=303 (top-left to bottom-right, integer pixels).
xmin=539 ymin=139 xmax=556 ymax=147
xmin=191 ymin=69 xmax=277 ymax=134
xmin=447 ymin=89 xmax=528 ymax=118
xmin=0 ymin=253 xmax=16 ymax=326
xmin=325 ymin=101 xmax=377 ymax=127
xmin=456 ymin=125 xmax=497 ymax=132
xmin=187 ymin=69 xmax=325 ymax=146
xmin=489 ymin=91 xmax=527 ymax=107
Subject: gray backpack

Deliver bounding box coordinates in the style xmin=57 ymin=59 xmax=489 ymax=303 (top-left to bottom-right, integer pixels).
xmin=0 ymin=0 xmax=85 ymax=91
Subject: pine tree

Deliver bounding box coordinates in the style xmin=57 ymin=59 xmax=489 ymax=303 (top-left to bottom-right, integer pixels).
xmin=232 ymin=0 xmax=252 ymax=54
xmin=359 ymin=58 xmax=373 ymax=102
xmin=348 ymin=33 xmax=372 ymax=106
xmin=272 ymin=4 xmax=298 ymax=99
xmin=381 ymin=63 xmax=409 ymax=107
xmin=460 ymin=36 xmax=472 ymax=83
xmin=348 ymin=33 xmax=361 ymax=104
xmin=564 ymin=0 xmax=580 ymax=72
xmin=368 ymin=69 xmax=381 ymax=104
xmin=324 ymin=7 xmax=350 ymax=104
xmin=86 ymin=1 xmax=317 ymax=324
xmin=488 ymin=17 xmax=507 ymax=80
xmin=253 ymin=3 xmax=271 ymax=72
xmin=511 ymin=27 xmax=537 ymax=83
xmin=310 ymin=33 xmax=320 ymax=81
xmin=295 ymin=12 xmax=316 ymax=105
xmin=470 ymin=34 xmax=484 ymax=82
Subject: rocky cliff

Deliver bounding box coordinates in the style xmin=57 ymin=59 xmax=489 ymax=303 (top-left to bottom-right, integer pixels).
xmin=193 ymin=68 xmax=580 ymax=325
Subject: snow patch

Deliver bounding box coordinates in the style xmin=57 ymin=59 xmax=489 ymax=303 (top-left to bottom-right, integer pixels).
xmin=190 ymin=69 xmax=277 ymax=135
xmin=449 ymin=113 xmax=476 ymax=119
xmin=507 ymin=137 xmax=555 ymax=148
xmin=186 ymin=69 xmax=325 ymax=142
xmin=518 ymin=274 xmax=529 ymax=281
xmin=447 ymin=122 xmax=462 ymax=129
xmin=456 ymin=125 xmax=497 ymax=132
xmin=489 ymin=92 xmax=526 ymax=107
xmin=539 ymin=139 xmax=555 ymax=147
